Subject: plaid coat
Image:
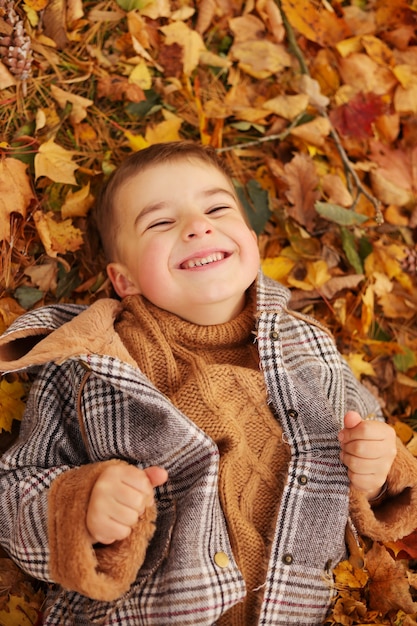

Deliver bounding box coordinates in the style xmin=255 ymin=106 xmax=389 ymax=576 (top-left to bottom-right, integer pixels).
xmin=0 ymin=273 xmax=416 ymax=625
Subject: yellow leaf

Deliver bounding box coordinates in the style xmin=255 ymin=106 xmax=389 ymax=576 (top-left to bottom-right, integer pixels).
xmin=35 ymin=139 xmax=78 ymax=185
xmin=145 ymin=116 xmax=183 ymax=144
xmin=50 ymin=85 xmax=93 ymax=124
xmin=129 ymin=59 xmax=152 ymax=90
xmin=61 ymin=183 xmax=94 ymax=218
xmin=0 ymin=158 xmax=35 ymax=242
xmin=344 ymin=353 xmax=376 ymax=379
xmin=333 ymin=559 xmax=369 ymax=589
xmin=160 ymin=22 xmax=206 ymax=76
xmin=124 ymin=131 xmax=150 ymax=152
xmin=394 ymin=84 xmax=417 ymax=116
xmin=33 ymin=211 xmax=83 ymax=257
xmin=290 ymin=116 xmax=332 ymax=148
xmin=0 ymin=379 xmax=26 ymax=433
xmin=262 ymin=257 xmax=295 ymax=283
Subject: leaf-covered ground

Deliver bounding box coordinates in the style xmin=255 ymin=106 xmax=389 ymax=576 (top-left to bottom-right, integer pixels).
xmin=1 ymin=0 xmax=417 ymax=624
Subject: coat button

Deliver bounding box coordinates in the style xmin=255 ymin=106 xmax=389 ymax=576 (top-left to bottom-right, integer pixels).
xmin=79 ymin=360 xmax=91 ymax=371
xmin=282 ymin=553 xmax=293 ymax=565
xmin=269 ymin=330 xmax=279 ymax=340
xmin=298 ymin=474 xmax=308 ymax=485
xmin=214 ymin=552 xmax=230 ymax=568
xmin=286 ymin=408 xmax=298 ymax=419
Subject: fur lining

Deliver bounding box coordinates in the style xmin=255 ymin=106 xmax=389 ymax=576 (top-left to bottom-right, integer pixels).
xmin=350 ymin=438 xmax=417 ymax=542
xmin=48 ymin=459 xmax=156 ymax=601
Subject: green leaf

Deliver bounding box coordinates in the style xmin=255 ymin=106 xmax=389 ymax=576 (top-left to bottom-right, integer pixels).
xmin=341 ymin=228 xmax=363 ymax=274
xmin=115 ymin=0 xmax=152 ymax=11
xmin=315 ymin=202 xmax=369 ymax=226
xmin=235 ymin=179 xmax=272 ymax=235
xmin=14 ymin=287 xmax=43 ymax=310
xmin=394 ymin=347 xmax=417 ymax=373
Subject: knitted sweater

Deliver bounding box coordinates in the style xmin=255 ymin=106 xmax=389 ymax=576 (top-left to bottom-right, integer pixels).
xmin=115 ymin=289 xmax=291 ymax=623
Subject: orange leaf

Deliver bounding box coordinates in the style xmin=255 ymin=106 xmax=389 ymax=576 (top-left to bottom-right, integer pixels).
xmin=281 ymin=0 xmax=351 ymax=47
xmin=283 ymin=153 xmax=320 ymax=232
xmin=385 ymin=529 xmax=417 ymax=560
xmin=33 ymin=211 xmax=83 ymax=257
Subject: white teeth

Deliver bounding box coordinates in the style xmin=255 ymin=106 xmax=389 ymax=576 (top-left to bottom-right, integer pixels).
xmin=182 ymin=252 xmax=225 ymax=269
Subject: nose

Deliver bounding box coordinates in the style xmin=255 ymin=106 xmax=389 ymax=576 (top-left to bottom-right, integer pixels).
xmin=182 ymin=215 xmax=213 ymax=240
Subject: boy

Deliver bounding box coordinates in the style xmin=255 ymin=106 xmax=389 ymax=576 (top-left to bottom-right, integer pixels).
xmin=0 ymin=141 xmax=416 ymax=626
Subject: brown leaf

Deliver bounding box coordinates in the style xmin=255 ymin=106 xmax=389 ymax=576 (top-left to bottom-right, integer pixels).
xmin=283 ymin=154 xmax=320 ymax=232
xmin=0 ymin=159 xmax=35 ymax=242
xmin=281 ymin=0 xmax=351 ymax=46
xmin=366 ymin=542 xmax=417 ymax=615
xmin=42 ymin=0 xmax=68 ymax=49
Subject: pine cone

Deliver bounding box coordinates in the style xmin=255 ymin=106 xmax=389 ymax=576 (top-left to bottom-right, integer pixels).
xmin=0 ymin=0 xmax=32 ymax=82
xmin=401 ymin=247 xmax=417 ymax=276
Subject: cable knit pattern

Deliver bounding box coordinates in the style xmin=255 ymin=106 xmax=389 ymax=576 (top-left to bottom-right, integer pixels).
xmin=115 ymin=288 xmax=291 ymax=624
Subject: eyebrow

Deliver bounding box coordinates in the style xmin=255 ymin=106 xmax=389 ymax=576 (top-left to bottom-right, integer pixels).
xmin=134 ymin=187 xmax=237 ymax=226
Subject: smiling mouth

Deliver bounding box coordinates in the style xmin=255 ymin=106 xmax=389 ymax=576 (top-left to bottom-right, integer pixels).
xmin=180 ymin=251 xmax=228 ymax=269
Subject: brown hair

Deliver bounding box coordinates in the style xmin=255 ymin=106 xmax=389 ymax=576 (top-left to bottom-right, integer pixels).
xmin=91 ymin=141 xmax=234 ymax=261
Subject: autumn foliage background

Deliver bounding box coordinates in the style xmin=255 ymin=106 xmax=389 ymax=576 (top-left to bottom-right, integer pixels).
xmin=1 ymin=0 xmax=417 ymax=623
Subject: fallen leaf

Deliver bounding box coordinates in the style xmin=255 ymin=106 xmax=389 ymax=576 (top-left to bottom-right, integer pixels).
xmin=160 ymin=22 xmax=206 ymax=76
xmin=50 ymin=84 xmax=93 ymax=124
xmin=330 ymin=92 xmax=386 ymax=139
xmin=0 ymin=159 xmax=35 ymax=242
xmin=284 ymin=153 xmax=320 ymax=232
xmin=0 ymin=379 xmax=26 ymax=433
xmin=25 ymin=262 xmax=58 ymax=292
xmin=35 ymin=139 xmax=78 ymax=185
xmin=230 ymin=40 xmax=291 ymax=79
xmin=281 ymin=0 xmax=351 ymax=46
xmin=366 ymin=542 xmax=417 ymax=615
xmin=344 ymin=353 xmax=376 ymax=378
xmin=61 ymin=183 xmax=94 ymax=218
xmin=262 ymin=94 xmax=309 ymax=120
xmin=33 ymin=211 xmax=84 ymax=257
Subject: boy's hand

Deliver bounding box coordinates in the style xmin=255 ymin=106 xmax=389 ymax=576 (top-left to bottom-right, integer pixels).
xmin=338 ymin=410 xmax=397 ymax=501
xmin=86 ymin=464 xmax=168 ymax=545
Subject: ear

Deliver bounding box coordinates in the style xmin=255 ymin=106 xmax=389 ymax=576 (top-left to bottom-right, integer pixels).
xmin=107 ymin=263 xmax=141 ymax=298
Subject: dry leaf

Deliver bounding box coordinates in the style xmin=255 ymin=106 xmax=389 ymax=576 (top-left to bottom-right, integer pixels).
xmin=33 ymin=211 xmax=83 ymax=257
xmin=25 ymin=262 xmax=58 ymax=293
xmin=0 ymin=159 xmax=35 ymax=242
xmin=281 ymin=0 xmax=351 ymax=46
xmin=0 ymin=379 xmax=26 ymax=433
xmin=284 ymin=153 xmax=320 ymax=231
xmin=61 ymin=183 xmax=94 ymax=218
xmin=50 ymin=84 xmax=93 ymax=124
xmin=230 ymin=40 xmax=291 ymax=79
xmin=160 ymin=22 xmax=206 ymax=76
xmin=366 ymin=542 xmax=417 ymax=615
xmin=35 ymin=139 xmax=78 ymax=185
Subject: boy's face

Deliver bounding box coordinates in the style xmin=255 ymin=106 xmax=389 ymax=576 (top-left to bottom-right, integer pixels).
xmin=107 ymin=159 xmax=260 ymax=325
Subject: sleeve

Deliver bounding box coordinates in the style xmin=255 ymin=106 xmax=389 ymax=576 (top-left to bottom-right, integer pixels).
xmin=0 ymin=361 xmax=156 ymax=601
xmin=350 ymin=438 xmax=417 ymax=542
xmin=340 ymin=358 xmax=417 ymax=542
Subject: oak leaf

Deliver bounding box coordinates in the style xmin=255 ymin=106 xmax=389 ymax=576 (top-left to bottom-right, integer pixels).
xmin=0 ymin=158 xmax=35 ymax=242
xmin=35 ymin=139 xmax=78 ymax=185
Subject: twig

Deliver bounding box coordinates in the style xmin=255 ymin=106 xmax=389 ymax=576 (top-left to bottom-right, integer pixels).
xmin=216 ymin=112 xmax=305 ymax=153
xmin=273 ymin=0 xmax=384 ymax=224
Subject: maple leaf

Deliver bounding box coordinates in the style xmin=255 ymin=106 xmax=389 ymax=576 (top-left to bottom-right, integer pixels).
xmin=0 ymin=379 xmax=26 ymax=433
xmin=34 ymin=139 xmax=78 ymax=185
xmin=0 ymin=158 xmax=35 ymax=242
xmin=330 ymin=92 xmax=386 ymax=139
xmin=283 ymin=153 xmax=320 ymax=232
xmin=33 ymin=211 xmax=84 ymax=257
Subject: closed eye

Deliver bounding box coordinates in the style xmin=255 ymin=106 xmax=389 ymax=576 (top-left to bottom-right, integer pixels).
xmin=146 ymin=219 xmax=175 ymax=230
xmin=206 ymin=205 xmax=232 ymax=215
